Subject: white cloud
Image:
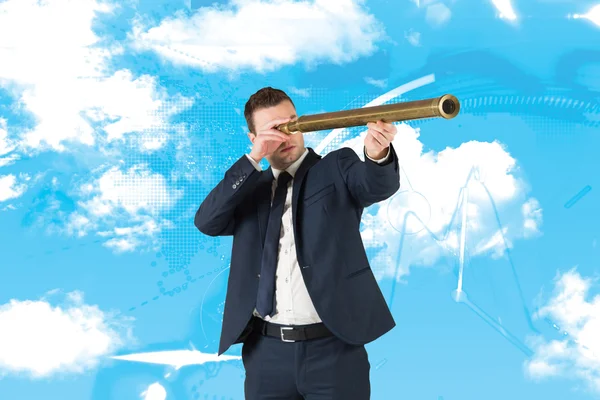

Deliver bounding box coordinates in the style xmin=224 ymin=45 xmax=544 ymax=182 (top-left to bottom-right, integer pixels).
xmin=142 ymin=383 xmax=167 ymax=400
xmin=523 ymin=198 xmax=543 ymax=237
xmin=0 ymin=290 xmax=133 ymax=378
xmin=0 ymin=118 xmax=18 ymax=167
xmin=0 ymin=0 xmax=192 ymax=152
xmin=0 ymin=174 xmax=28 ymax=202
xmin=426 ymin=3 xmax=451 ymax=26
xmin=66 ymin=164 xmax=182 ymax=252
xmin=525 ymin=269 xmax=600 ymax=394
xmin=289 ymin=87 xmax=311 ymax=98
xmin=404 ymin=29 xmax=421 ymax=46
xmin=365 ymin=77 xmax=387 ymax=88
xmin=340 ymin=124 xmax=541 ymax=280
xmin=131 ymin=0 xmax=385 ymax=73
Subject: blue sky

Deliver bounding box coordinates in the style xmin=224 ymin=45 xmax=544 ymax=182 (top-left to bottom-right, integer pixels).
xmin=1 ymin=0 xmax=600 ymax=399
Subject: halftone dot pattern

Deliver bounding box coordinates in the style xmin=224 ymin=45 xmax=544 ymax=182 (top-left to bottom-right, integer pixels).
xmin=118 ymin=83 xmax=600 ymax=320
xmin=116 ymin=96 xmax=239 ymax=312
xmin=15 ymin=87 xmax=405 ymax=308
xmin=119 ymin=88 xmax=407 ymax=313
xmin=420 ymin=94 xmax=600 ymax=140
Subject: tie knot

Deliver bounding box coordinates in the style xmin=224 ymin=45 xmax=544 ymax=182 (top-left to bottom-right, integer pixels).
xmin=277 ymin=171 xmax=292 ymax=187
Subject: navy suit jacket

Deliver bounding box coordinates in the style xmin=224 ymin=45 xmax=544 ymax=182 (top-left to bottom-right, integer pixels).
xmin=194 ymin=144 xmax=400 ymax=355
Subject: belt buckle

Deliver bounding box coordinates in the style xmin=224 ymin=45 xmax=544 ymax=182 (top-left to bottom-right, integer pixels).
xmin=280 ymin=327 xmax=295 ymax=342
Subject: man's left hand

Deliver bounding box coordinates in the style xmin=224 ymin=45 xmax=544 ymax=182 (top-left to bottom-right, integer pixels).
xmin=364 ymin=120 xmax=397 ymax=160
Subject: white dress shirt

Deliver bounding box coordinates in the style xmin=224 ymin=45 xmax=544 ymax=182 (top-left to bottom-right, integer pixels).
xmin=245 ymin=146 xmax=390 ymax=326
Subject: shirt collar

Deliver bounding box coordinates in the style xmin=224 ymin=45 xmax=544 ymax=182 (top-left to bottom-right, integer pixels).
xmin=271 ymin=148 xmax=309 ymax=180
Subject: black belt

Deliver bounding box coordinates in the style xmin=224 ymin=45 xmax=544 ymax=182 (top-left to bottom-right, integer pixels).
xmin=252 ymin=317 xmax=333 ymax=342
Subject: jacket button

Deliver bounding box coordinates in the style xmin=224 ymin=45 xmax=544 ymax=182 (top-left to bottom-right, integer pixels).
xmin=257 ymin=273 xmax=260 ymax=278
xmin=303 ymin=265 xmax=310 ymax=269
xmin=232 ymin=184 xmax=237 ymax=189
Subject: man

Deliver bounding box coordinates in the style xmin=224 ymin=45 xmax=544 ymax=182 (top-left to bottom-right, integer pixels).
xmin=194 ymin=87 xmax=400 ymax=399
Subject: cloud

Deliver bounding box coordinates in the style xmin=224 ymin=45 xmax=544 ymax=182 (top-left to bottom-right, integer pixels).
xmin=340 ymin=124 xmax=541 ymax=280
xmin=0 ymin=118 xmax=18 ymax=167
xmin=0 ymin=174 xmax=28 ymax=202
xmin=131 ymin=0 xmax=385 ymax=73
xmin=404 ymin=29 xmax=421 ymax=46
xmin=365 ymin=77 xmax=387 ymax=88
xmin=525 ymin=269 xmax=600 ymax=394
xmin=67 ymin=164 xmax=182 ymax=252
xmin=0 ymin=290 xmax=133 ymax=378
xmin=426 ymin=3 xmax=451 ymax=26
xmin=0 ymin=0 xmax=192 ymax=153
xmin=142 ymin=383 xmax=167 ymax=400
xmin=289 ymin=87 xmax=311 ymax=98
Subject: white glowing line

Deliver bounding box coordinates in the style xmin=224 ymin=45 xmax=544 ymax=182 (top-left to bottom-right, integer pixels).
xmin=573 ymin=4 xmax=600 ymax=27
xmin=112 ymin=350 xmax=241 ymax=370
xmin=491 ymin=0 xmax=517 ymax=20
xmin=456 ymin=187 xmax=469 ymax=294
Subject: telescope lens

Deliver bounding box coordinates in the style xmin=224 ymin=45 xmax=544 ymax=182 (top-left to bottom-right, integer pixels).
xmin=442 ymin=99 xmax=456 ymax=115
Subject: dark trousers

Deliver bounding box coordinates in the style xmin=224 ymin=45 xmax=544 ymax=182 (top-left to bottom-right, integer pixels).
xmin=241 ymin=330 xmax=371 ymax=399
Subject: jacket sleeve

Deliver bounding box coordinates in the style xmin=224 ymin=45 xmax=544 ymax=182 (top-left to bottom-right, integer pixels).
xmin=194 ymin=154 xmax=262 ymax=236
xmin=336 ymin=144 xmax=401 ymax=209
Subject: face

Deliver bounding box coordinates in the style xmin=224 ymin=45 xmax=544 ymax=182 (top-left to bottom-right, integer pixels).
xmin=249 ymin=100 xmax=306 ymax=170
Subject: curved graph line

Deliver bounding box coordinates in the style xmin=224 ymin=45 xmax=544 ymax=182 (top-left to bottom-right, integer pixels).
xmin=452 ymin=289 xmax=534 ymax=357
xmin=386 ymin=166 xmax=537 ymax=356
xmin=479 ymin=182 xmax=539 ymax=334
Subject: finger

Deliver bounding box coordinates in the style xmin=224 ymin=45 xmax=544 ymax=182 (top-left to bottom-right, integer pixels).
xmin=374 ymin=124 xmax=395 ymax=144
xmin=259 ymin=133 xmax=288 ymax=142
xmin=258 ymin=132 xmax=289 ymax=143
xmin=367 ymin=125 xmax=393 ymax=145
xmin=376 ymin=121 xmax=397 ymax=135
xmin=261 ymin=118 xmax=292 ymax=130
xmin=373 ymin=121 xmax=396 ymax=137
xmin=367 ymin=121 xmax=388 ymax=136
xmin=368 ymin=129 xmax=388 ymax=147
xmin=367 ymin=122 xmax=379 ymax=131
xmin=266 ymin=129 xmax=291 ymax=141
xmin=256 ymin=127 xmax=290 ymax=140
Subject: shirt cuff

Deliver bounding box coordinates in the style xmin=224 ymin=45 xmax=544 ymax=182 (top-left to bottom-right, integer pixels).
xmin=365 ymin=147 xmax=390 ymax=164
xmin=245 ymin=154 xmax=262 ymax=171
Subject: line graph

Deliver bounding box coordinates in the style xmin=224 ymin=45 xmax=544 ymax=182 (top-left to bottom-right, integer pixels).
xmin=308 ymin=72 xmax=545 ymax=357
xmin=385 ymin=165 xmax=538 ymax=356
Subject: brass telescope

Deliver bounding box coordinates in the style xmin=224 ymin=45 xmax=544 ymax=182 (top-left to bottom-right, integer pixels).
xmin=276 ymin=94 xmax=460 ymax=134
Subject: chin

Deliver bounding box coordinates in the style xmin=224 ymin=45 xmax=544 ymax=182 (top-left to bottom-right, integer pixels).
xmin=287 ymin=150 xmax=301 ymax=161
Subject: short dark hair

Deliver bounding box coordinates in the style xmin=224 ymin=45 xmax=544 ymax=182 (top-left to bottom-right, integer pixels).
xmin=244 ymin=87 xmax=295 ymax=134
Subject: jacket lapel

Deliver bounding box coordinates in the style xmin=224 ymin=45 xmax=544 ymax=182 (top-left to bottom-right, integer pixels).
xmin=255 ymin=168 xmax=274 ymax=249
xmin=292 ymin=148 xmax=321 ymax=231
xmin=255 ymin=148 xmax=321 ymax=249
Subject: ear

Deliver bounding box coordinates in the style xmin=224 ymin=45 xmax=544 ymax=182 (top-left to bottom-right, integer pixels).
xmin=247 ymin=132 xmax=256 ymax=144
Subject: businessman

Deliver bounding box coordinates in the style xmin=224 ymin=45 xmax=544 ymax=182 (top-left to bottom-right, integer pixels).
xmin=194 ymin=87 xmax=400 ymax=399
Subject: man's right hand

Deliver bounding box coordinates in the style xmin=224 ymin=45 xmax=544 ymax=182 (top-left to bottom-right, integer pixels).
xmin=248 ymin=118 xmax=292 ymax=163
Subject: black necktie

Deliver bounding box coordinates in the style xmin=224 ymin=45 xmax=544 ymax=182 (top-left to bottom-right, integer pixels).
xmin=256 ymin=171 xmax=293 ymax=318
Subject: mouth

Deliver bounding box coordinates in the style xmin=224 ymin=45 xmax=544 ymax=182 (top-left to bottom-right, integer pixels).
xmin=281 ymin=145 xmax=295 ymax=153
